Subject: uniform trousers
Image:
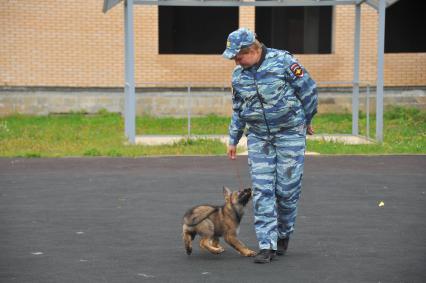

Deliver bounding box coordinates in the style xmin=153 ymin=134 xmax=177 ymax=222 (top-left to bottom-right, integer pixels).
xmin=247 ymin=123 xmax=306 ymax=250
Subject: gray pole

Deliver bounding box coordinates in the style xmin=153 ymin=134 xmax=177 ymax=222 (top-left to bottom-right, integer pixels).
xmin=124 ymin=0 xmax=136 ymax=144
xmin=187 ymin=85 xmax=191 ymax=137
xmin=366 ymin=84 xmax=370 ymax=139
xmin=352 ymin=3 xmax=361 ymax=136
xmin=376 ymin=0 xmax=386 ymax=143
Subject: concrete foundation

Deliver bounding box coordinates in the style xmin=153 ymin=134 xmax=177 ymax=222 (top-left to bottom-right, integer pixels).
xmin=0 ymin=87 xmax=425 ymax=117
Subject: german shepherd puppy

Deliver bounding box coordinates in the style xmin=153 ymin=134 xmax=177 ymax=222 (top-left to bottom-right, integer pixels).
xmin=182 ymin=187 xmax=256 ymax=257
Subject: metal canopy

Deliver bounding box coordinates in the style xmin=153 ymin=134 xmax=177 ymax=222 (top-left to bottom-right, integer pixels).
xmin=133 ymin=0 xmax=357 ymax=7
xmin=103 ymin=0 xmax=398 ymax=143
xmin=365 ymin=0 xmax=400 ymax=10
xmin=104 ymin=0 xmax=400 ymax=12
xmin=103 ymin=0 xmax=122 ymax=13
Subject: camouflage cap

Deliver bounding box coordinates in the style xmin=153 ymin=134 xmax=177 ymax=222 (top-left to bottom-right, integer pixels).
xmin=222 ymin=28 xmax=255 ymax=59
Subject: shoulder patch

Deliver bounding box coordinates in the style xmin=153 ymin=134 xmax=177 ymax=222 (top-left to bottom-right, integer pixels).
xmin=290 ymin=63 xmax=304 ymax=78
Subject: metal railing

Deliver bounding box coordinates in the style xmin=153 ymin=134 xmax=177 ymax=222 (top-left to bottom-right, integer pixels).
xmin=135 ymin=81 xmax=375 ymax=141
xmin=136 ymin=82 xmax=229 ymax=137
xmin=317 ymin=81 xmax=374 ymax=141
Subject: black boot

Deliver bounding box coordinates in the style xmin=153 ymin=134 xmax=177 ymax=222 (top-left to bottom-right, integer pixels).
xmin=276 ymin=237 xmax=289 ymax=256
xmin=253 ymin=249 xmax=276 ymax=263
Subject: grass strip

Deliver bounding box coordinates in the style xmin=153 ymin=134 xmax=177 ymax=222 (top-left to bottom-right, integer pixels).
xmin=0 ymin=107 xmax=424 ymax=157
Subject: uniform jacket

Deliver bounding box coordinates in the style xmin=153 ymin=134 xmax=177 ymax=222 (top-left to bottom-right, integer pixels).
xmin=229 ymin=46 xmax=318 ymax=145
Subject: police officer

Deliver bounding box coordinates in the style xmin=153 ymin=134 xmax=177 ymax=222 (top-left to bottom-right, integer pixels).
xmin=223 ymin=28 xmax=318 ymax=263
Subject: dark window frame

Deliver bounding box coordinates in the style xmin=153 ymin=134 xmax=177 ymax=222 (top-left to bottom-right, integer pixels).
xmin=158 ymin=6 xmax=239 ymax=55
xmin=255 ymin=6 xmax=333 ymax=54
xmin=385 ymin=0 xmax=426 ymax=53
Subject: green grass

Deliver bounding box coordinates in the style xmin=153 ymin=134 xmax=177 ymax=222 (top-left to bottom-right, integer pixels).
xmin=137 ymin=114 xmax=229 ymax=135
xmin=0 ymin=107 xmax=424 ymax=157
xmin=0 ymin=112 xmax=228 ymax=157
xmin=308 ymin=107 xmax=426 ymax=154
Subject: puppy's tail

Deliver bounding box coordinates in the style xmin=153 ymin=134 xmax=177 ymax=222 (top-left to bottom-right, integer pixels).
xmin=182 ymin=225 xmax=196 ymax=255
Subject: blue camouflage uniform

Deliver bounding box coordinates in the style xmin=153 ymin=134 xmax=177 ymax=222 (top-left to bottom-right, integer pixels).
xmin=223 ymin=28 xmax=318 ymax=250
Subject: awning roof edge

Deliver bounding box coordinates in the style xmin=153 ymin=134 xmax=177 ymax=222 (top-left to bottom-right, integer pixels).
xmin=103 ymin=0 xmax=122 ymax=13
xmin=103 ymin=0 xmax=363 ymax=13
xmin=103 ymin=0 xmax=401 ymax=13
xmin=366 ymin=0 xmax=400 ymax=10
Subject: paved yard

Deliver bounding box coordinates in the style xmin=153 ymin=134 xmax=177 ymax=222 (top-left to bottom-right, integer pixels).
xmin=0 ymin=156 xmax=425 ymax=283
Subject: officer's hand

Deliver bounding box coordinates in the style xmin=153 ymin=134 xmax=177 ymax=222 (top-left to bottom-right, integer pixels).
xmin=227 ymin=145 xmax=237 ymax=160
xmin=307 ymin=125 xmax=314 ymax=135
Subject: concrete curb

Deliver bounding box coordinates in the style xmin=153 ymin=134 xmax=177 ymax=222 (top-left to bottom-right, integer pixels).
xmin=134 ymin=134 xmax=374 ymax=155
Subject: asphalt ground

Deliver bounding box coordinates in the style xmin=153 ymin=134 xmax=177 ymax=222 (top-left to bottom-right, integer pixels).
xmin=0 ymin=156 xmax=425 ymax=283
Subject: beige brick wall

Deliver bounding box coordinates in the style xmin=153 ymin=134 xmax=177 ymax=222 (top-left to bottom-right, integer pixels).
xmin=1 ymin=1 xmax=425 ymax=88
xmin=239 ymin=6 xmax=255 ymax=31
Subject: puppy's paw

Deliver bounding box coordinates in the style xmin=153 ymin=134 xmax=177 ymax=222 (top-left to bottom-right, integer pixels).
xmin=211 ymin=247 xmax=225 ymax=255
xmin=242 ymin=249 xmax=257 ymax=257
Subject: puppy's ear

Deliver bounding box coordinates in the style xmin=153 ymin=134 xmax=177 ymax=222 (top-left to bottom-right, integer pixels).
xmin=223 ymin=186 xmax=232 ymax=197
xmin=223 ymin=186 xmax=232 ymax=204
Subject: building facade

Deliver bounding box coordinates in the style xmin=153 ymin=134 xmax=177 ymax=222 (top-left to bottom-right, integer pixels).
xmin=1 ymin=0 xmax=425 ymax=89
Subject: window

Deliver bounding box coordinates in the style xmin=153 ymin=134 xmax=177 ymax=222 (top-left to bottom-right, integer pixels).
xmin=385 ymin=0 xmax=426 ymax=53
xmin=159 ymin=7 xmax=239 ymax=54
xmin=255 ymin=6 xmax=333 ymax=54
